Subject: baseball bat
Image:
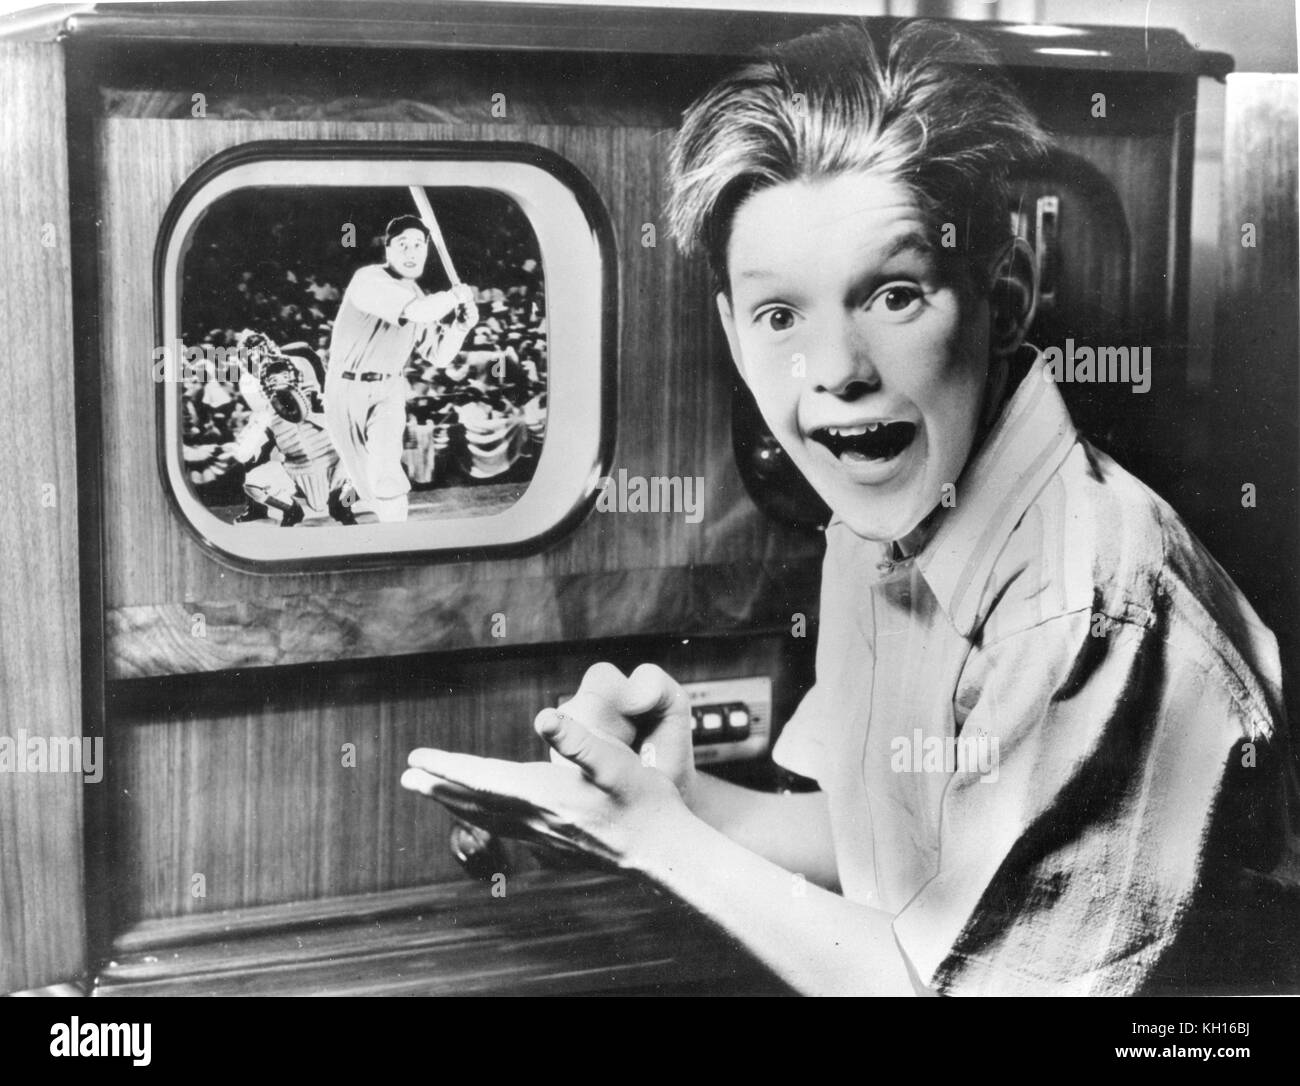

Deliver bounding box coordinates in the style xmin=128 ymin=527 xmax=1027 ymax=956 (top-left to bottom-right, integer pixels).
xmin=408 ymin=185 xmax=461 ymax=287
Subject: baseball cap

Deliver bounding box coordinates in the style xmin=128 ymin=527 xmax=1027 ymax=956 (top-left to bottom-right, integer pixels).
xmin=384 ymin=215 xmax=431 ymax=244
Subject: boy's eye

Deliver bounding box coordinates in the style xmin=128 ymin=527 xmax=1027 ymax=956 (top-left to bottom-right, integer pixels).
xmin=758 ymin=307 xmax=797 ymax=332
xmin=878 ymin=286 xmax=923 ymax=314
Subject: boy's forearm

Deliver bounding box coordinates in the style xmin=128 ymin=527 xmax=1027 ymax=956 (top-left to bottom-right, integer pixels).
xmin=689 ymin=772 xmax=840 ymax=890
xmin=629 ymin=807 xmax=920 ymax=996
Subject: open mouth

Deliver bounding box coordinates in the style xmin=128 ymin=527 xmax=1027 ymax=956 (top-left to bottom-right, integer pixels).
xmin=811 ymin=421 xmax=917 ymax=463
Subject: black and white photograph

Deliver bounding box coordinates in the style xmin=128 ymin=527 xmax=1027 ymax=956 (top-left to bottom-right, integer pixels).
xmin=157 ymin=149 xmax=608 ymax=566
xmin=2 ymin=0 xmax=1299 ymax=1052
xmin=176 ymin=185 xmax=548 ymax=528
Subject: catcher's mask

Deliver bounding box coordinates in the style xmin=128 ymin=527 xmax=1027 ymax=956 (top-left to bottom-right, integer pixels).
xmin=237 ymin=331 xmax=277 ymax=374
xmin=260 ymin=356 xmax=312 ymax=424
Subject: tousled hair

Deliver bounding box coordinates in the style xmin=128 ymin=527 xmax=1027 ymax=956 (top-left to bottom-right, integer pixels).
xmin=666 ymin=20 xmax=1051 ymax=297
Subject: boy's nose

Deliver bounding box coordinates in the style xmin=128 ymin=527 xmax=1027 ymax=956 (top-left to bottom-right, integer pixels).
xmin=808 ymin=317 xmax=881 ymax=397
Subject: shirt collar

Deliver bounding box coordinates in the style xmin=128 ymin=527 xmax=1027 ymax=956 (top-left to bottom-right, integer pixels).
xmin=872 ymin=502 xmax=944 ymax=575
xmin=913 ymin=349 xmax=1078 ymax=638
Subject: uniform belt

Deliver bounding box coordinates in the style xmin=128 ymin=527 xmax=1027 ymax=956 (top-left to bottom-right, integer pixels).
xmin=340 ymin=371 xmax=390 ymax=382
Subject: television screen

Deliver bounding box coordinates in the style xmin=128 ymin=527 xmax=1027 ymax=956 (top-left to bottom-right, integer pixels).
xmin=157 ymin=148 xmax=611 ymax=567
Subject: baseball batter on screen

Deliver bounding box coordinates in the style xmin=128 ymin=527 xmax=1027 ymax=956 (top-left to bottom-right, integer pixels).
xmin=325 ymin=209 xmax=479 ymax=522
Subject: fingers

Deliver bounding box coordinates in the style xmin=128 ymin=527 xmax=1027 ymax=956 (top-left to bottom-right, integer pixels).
xmin=406 ymin=747 xmax=535 ymax=799
xmin=401 ymin=767 xmax=540 ymax=842
xmin=533 ymin=708 xmax=632 ymax=791
xmin=562 ymin=663 xmax=637 ymax=747
xmin=401 ymin=766 xmax=483 ymax=822
xmin=576 ymin=662 xmax=630 ymax=702
xmin=552 ymin=694 xmax=636 ymax=748
xmin=401 ymin=755 xmax=549 ymax=823
xmin=623 ymin=663 xmax=688 ymax=719
xmin=400 ymin=765 xmax=455 ymax=797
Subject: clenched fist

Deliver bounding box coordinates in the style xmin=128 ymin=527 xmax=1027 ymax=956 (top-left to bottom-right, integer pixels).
xmin=546 ymin=662 xmax=697 ymax=809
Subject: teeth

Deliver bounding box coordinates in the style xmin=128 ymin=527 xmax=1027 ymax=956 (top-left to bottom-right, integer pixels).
xmin=826 ymin=423 xmax=885 ymax=437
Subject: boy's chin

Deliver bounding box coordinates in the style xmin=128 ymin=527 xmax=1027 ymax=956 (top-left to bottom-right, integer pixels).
xmin=826 ymin=492 xmax=935 ymax=544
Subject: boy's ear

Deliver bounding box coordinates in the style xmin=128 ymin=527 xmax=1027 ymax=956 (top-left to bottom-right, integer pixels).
xmin=985 ymin=237 xmax=1037 ymax=357
xmin=715 ymin=292 xmax=748 ymax=381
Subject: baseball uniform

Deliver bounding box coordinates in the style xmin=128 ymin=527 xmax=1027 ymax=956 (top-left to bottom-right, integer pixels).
xmin=324 ymin=265 xmax=452 ymax=522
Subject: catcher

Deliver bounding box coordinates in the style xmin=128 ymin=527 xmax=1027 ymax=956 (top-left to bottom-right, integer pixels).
xmin=224 ymin=334 xmax=357 ymax=527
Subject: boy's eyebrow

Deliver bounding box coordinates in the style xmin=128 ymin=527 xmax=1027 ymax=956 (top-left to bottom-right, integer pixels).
xmin=734 ymin=229 xmax=937 ymax=282
xmin=878 ymin=230 xmax=935 ymax=262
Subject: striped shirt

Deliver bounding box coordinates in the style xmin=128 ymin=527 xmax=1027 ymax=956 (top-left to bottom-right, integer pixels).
xmin=774 ymin=350 xmax=1300 ymax=995
xmin=329 ymin=264 xmax=435 ymax=379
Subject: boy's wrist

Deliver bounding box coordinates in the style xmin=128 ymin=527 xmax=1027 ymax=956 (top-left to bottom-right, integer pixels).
xmin=621 ymin=801 xmax=713 ymax=884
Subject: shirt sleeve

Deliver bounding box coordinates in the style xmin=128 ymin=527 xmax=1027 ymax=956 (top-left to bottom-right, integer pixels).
xmin=891 ymin=608 xmax=1293 ymax=995
xmin=771 ymin=681 xmax=829 ymax=784
xmin=344 ymin=265 xmax=414 ymax=326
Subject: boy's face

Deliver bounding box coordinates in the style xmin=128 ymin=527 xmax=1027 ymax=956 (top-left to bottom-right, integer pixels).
xmin=386 ymin=229 xmax=429 ymax=280
xmin=717 ymin=171 xmax=992 ymax=543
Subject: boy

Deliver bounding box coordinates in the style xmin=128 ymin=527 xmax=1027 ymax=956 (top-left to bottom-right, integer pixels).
xmin=402 ymin=20 xmax=1300 ymax=995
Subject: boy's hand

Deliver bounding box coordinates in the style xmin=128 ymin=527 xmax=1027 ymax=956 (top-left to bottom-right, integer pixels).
xmin=551 ymin=663 xmax=698 ymax=811
xmin=402 ymin=710 xmax=689 ymax=871
xmin=553 ymin=662 xmax=639 ymax=747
